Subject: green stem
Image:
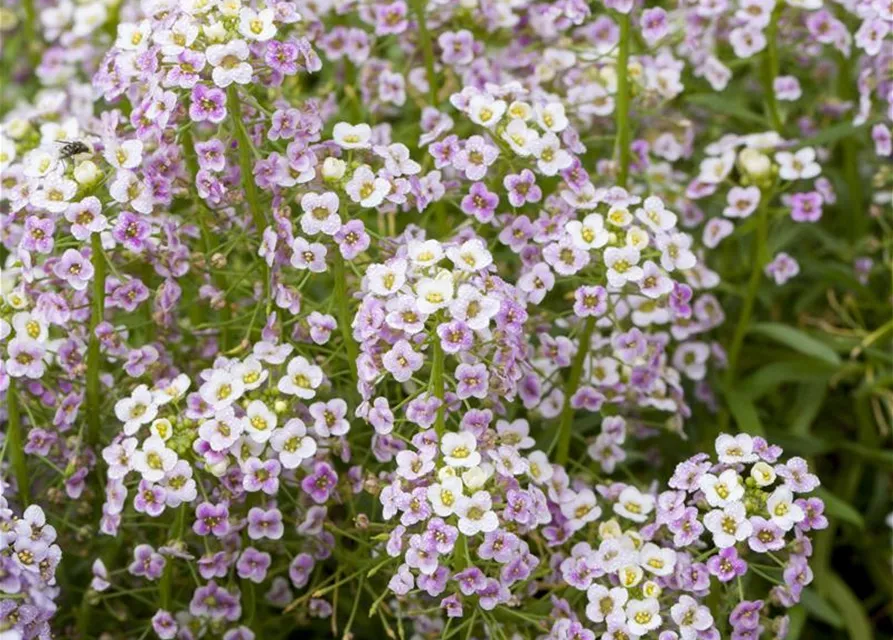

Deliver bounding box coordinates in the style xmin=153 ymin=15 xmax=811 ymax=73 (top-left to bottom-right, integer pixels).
xmin=431 ymin=337 xmax=446 ymax=438
xmin=6 ymin=381 xmax=30 ymax=506
xmin=85 ymin=233 xmax=106 ymax=449
xmin=762 ymin=5 xmax=784 ymax=133
xmin=725 ymin=194 xmax=770 ymax=386
xmin=158 ymin=505 xmax=186 ymax=609
xmin=181 ymin=125 xmax=232 ymax=349
xmin=21 ymin=0 xmax=39 ymax=68
xmin=332 ymin=251 xmax=359 ymax=386
xmin=615 ymin=12 xmax=632 ymax=188
xmin=555 ymin=317 xmax=596 ymax=465
xmin=411 ymin=0 xmax=438 ymax=105
xmin=226 ymin=86 xmax=270 ymax=303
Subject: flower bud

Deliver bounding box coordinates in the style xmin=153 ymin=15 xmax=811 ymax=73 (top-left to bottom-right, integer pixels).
xmin=74 ymin=160 xmax=102 ymax=186
xmin=737 ymin=147 xmax=771 ymax=181
xmin=322 ymin=157 xmax=346 ymax=181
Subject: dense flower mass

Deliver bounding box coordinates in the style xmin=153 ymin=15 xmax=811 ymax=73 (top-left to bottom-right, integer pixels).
xmin=0 ymin=0 xmax=890 ymax=638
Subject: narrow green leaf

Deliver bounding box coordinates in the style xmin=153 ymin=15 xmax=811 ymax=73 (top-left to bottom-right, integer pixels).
xmin=742 ymin=359 xmax=836 ymax=400
xmin=788 ymin=383 xmax=827 ymax=435
xmin=750 ymin=323 xmax=842 ymax=367
xmin=818 ymin=572 xmax=873 ymax=640
xmin=686 ymin=93 xmax=767 ymax=126
xmin=723 ymin=387 xmax=765 ymax=436
xmin=795 ymin=121 xmax=865 ymax=150
xmin=814 ymin=487 xmax=864 ymax=529
xmin=799 ymin=588 xmax=844 ymax=629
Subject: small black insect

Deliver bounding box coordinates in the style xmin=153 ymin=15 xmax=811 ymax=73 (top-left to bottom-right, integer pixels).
xmin=57 ymin=140 xmax=92 ymax=160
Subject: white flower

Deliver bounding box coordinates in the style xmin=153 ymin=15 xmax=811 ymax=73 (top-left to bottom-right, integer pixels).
xmin=103 ymin=139 xmax=143 ymax=171
xmin=12 ymin=312 xmax=48 ymax=342
xmin=501 ymin=119 xmax=538 ymax=156
xmin=606 ymin=205 xmax=634 ymax=227
xmin=671 ymin=595 xmax=714 ymax=640
xmin=766 ymin=486 xmax=805 ymax=531
xmin=415 ymin=273 xmax=454 ymax=314
xmin=715 ymin=433 xmax=759 ymax=464
xmin=441 ymin=431 xmax=481 ymax=468
xmin=699 ymin=469 xmax=745 ymax=507
xmin=639 ymin=542 xmax=676 ymax=576
xmin=626 ymin=598 xmax=662 ymax=636
xmin=31 ymin=175 xmax=77 ymax=213
xmin=149 ymin=418 xmax=174 ymax=441
xmin=114 ymin=385 xmax=158 ymax=436
xmin=243 ymin=399 xmax=278 ymax=443
xmin=604 ymin=247 xmax=644 ymax=287
xmin=535 ymin=102 xmax=568 ymax=133
xmin=449 ymin=284 xmax=499 ymax=331
xmin=750 ymin=461 xmax=777 ymax=487
xmin=625 ymin=226 xmax=650 ymax=251
xmin=199 ymin=369 xmax=245 ymax=410
xmin=635 ymin=196 xmax=677 ymax=232
xmin=407 ymin=240 xmax=444 ymax=267
xmin=277 ymin=356 xmax=323 ymax=399
xmin=531 ymin=132 xmax=572 ymax=176
xmin=698 ymin=150 xmax=735 ymax=184
xmin=132 ymin=436 xmax=177 ymax=483
xmin=299 ymin=191 xmax=341 ymax=236
xmin=238 ymin=7 xmax=276 ymax=41
xmin=455 ymin=490 xmax=499 ymax=535
xmin=461 ymin=465 xmax=491 ymax=491
xmin=152 ymin=374 xmax=191 ymax=405
xmin=613 ymin=486 xmax=655 ymax=522
xmin=270 ymin=419 xmax=317 ymax=469
xmin=585 ymin=585 xmax=628 ymax=624
xmin=526 ymin=451 xmax=554 ymax=485
xmin=367 ymin=259 xmax=408 ymax=296
xmin=656 ymin=232 xmax=697 ymax=271
xmin=23 ymin=148 xmax=56 ymax=178
xmin=231 ymin=356 xmax=269 ymax=390
xmin=704 ymin=502 xmax=753 ymax=548
xmin=345 ymin=166 xmax=389 ymax=208
xmin=206 ymin=39 xmax=253 ymax=87
xmin=427 ymin=476 xmax=464 ymax=517
xmin=116 ymin=20 xmax=152 ymax=51
xmin=333 ymin=122 xmax=372 ymax=149
xmin=619 ymin=564 xmax=644 ymax=588
xmin=374 ymin=143 xmax=421 ymax=176
xmin=467 ymin=94 xmax=506 ymax=128
xmin=566 ymin=213 xmax=610 ymax=250
xmin=322 ymin=157 xmax=346 ymax=180
xmin=561 ymin=489 xmax=602 ymax=531
xmin=446 ymin=239 xmax=492 ymax=272
xmin=775 ymin=147 xmax=821 ymax=181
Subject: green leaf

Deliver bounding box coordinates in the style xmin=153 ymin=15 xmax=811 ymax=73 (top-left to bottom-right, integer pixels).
xmin=788 ymin=383 xmax=827 ymax=435
xmin=818 ymin=572 xmax=873 ymax=640
xmin=741 ymin=359 xmax=837 ymax=400
xmin=795 ymin=121 xmax=865 ymax=150
xmin=814 ymin=487 xmax=864 ymax=529
xmin=723 ymin=387 xmax=765 ymax=435
xmin=785 ymin=605 xmax=807 ymax=640
xmin=686 ymin=93 xmax=767 ymax=126
xmin=749 ymin=323 xmax=842 ymax=367
xmin=799 ymin=588 xmax=844 ymax=629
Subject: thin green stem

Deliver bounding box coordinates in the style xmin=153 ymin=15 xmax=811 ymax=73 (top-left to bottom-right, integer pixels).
xmin=555 ymin=317 xmax=596 ymax=465
xmin=431 ymin=337 xmax=446 ymax=438
xmin=332 ymin=251 xmax=359 ymax=387
xmin=85 ymin=233 xmax=106 ymax=449
xmin=6 ymin=381 xmax=29 ymax=506
xmin=227 ymin=86 xmax=270 ymax=303
xmin=762 ymin=5 xmax=784 ymax=133
xmin=725 ymin=193 xmax=770 ymax=387
xmin=615 ymin=12 xmax=632 ymax=188
xmin=21 ymin=0 xmax=39 ymax=68
xmin=411 ymin=0 xmax=438 ymax=105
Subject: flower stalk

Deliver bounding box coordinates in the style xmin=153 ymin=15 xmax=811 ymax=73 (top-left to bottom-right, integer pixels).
xmin=6 ymin=381 xmax=30 ymax=506
xmin=333 ymin=250 xmax=359 ymax=387
xmin=411 ymin=0 xmax=438 ymax=105
xmin=85 ymin=233 xmax=106 ymax=449
xmin=762 ymin=5 xmax=784 ymax=133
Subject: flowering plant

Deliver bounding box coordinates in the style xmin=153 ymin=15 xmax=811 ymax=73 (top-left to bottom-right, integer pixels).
xmin=0 ymin=0 xmax=890 ymax=638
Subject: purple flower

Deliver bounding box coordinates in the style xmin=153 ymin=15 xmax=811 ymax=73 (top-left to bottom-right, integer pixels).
xmin=53 ymin=249 xmax=94 ymax=291
xmin=242 ymin=457 xmax=281 ymax=495
xmin=795 ymin=497 xmax=828 ymax=531
xmin=151 ymin=610 xmax=177 ymax=640
xmin=454 ymin=566 xmax=486 ymax=596
xmin=236 ymin=547 xmax=272 ymax=583
xmin=247 ymin=507 xmax=284 ymax=540
xmin=729 ymin=600 xmax=764 ymax=632
xmin=112 ymin=211 xmax=151 ymax=252
xmin=438 ymin=30 xmax=475 ymax=66
xmin=764 ymin=252 xmax=800 ymax=285
xmin=189 ymin=84 xmax=227 ymax=123
xmin=21 ymin=216 xmax=55 ymax=253
xmin=128 ymin=544 xmax=165 ymax=581
xmin=706 ymin=547 xmax=748 ymax=583
xmin=453 ymin=136 xmax=498 ymax=181
xmin=641 ymin=7 xmax=669 ymax=44
xmin=382 ymin=339 xmax=424 ymax=382
xmin=504 ymin=169 xmax=542 ymax=207
xmin=455 ymin=363 xmax=489 ymax=399
xmin=301 ymin=462 xmax=338 ymax=504
xmin=461 ymin=182 xmax=499 ymax=223
xmin=375 ymin=1 xmax=408 ymax=35
xmin=134 ymin=480 xmax=167 ymax=517
xmin=6 ymin=338 xmax=46 ymax=379
xmin=289 ymin=553 xmax=315 ymax=588
xmin=189 ymin=581 xmax=241 ymax=621
xmin=193 ymin=502 xmax=230 ymax=537
xmin=573 ymin=285 xmax=607 ymax=317
xmin=788 ymin=191 xmax=823 ymax=222
xmin=776 ymin=457 xmax=820 ymax=493
xmin=612 ymin=328 xmax=647 ymax=363
xmin=748 ymin=516 xmax=785 ymax=553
